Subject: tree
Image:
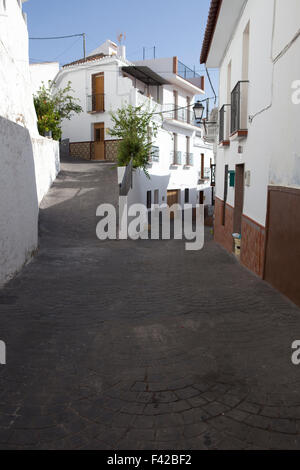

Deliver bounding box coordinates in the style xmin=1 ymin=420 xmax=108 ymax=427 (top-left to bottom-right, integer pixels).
xmin=108 ymin=104 xmax=160 ymax=177
xmin=34 ymin=81 xmax=82 ymax=141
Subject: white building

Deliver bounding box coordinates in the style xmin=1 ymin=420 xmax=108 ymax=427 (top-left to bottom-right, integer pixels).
xmin=30 ymin=61 xmax=60 ymax=95
xmin=52 ymin=40 xmax=214 ymax=211
xmin=0 ymin=0 xmax=59 ymax=286
xmin=201 ymin=0 xmax=300 ymax=306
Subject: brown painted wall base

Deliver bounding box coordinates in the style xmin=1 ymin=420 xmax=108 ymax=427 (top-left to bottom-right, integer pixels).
xmin=214 ymin=197 xmax=234 ymax=252
xmin=214 ymin=197 xmax=265 ymax=278
xmin=241 ymin=216 xmax=265 ymax=278
xmin=264 ymin=186 xmax=300 ymax=307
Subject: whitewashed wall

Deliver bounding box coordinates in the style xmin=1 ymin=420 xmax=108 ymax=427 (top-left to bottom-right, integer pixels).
xmin=0 ymin=0 xmax=60 ymax=286
xmin=32 ymin=138 xmax=60 ymax=204
xmin=0 ymin=117 xmax=38 ymax=286
xmin=30 ymin=62 xmax=60 ymax=95
xmin=0 ymin=0 xmax=38 ymax=136
xmin=216 ymin=0 xmax=300 ymax=226
xmin=56 ymin=54 xmax=213 ymax=206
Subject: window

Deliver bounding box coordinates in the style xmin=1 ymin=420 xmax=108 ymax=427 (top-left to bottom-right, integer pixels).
xmin=154 ymin=190 xmax=159 ymax=205
xmin=201 ymin=154 xmax=205 ymax=179
xmin=147 ymin=191 xmax=152 ymax=209
xmin=173 ymin=133 xmax=181 ymax=165
xmin=185 ymin=189 xmax=190 ymax=204
xmin=151 ymin=146 xmax=159 ymax=163
xmin=199 ymin=191 xmax=204 ymax=205
xmin=91 ymin=73 xmax=104 ymax=112
xmin=226 ymin=61 xmax=232 ymax=137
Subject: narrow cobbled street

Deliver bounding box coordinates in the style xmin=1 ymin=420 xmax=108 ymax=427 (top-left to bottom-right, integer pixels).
xmin=1 ymin=157 xmax=300 ymax=450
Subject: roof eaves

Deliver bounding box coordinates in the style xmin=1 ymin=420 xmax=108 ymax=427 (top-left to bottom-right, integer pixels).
xmin=200 ymin=0 xmax=223 ymax=64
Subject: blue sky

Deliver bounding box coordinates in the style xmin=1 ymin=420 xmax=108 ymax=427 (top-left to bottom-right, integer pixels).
xmin=23 ymin=0 xmax=218 ymax=99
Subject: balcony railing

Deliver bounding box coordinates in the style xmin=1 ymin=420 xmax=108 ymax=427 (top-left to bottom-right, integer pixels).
xmin=170 ymin=151 xmax=182 ymax=166
xmin=219 ymin=104 xmax=230 ymax=143
xmin=177 ymin=61 xmax=200 ymax=80
xmin=163 ymin=104 xmax=195 ymax=125
xmin=184 ymin=153 xmax=194 ymax=166
xmin=149 ymin=146 xmax=159 ymax=163
xmin=231 ymin=81 xmax=249 ymax=135
xmin=87 ymin=94 xmax=105 ymax=113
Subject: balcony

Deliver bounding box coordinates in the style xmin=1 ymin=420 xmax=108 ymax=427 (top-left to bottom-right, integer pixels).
xmin=177 ymin=61 xmax=201 ymax=80
xmin=162 ymin=104 xmax=196 ymax=126
xmin=149 ymin=146 xmax=160 ymax=163
xmin=219 ymin=104 xmax=231 ymax=146
xmin=170 ymin=151 xmax=182 ymax=166
xmin=87 ymin=94 xmax=105 ymax=113
xmin=184 ymin=153 xmax=194 ymax=167
xmin=230 ymin=81 xmax=249 ymax=140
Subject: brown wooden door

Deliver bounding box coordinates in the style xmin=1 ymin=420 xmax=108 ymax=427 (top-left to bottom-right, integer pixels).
xmin=167 ymin=190 xmax=180 ymax=207
xmin=264 ymin=187 xmax=300 ymax=307
xmin=233 ymin=164 xmax=245 ymax=234
xmin=92 ymin=74 xmax=104 ymax=112
xmin=167 ymin=190 xmax=180 ymax=220
xmin=94 ymin=123 xmax=105 ymax=160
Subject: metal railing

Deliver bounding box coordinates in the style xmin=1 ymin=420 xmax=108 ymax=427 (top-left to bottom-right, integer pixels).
xmin=162 ymin=104 xmax=195 ymax=125
xmin=219 ymin=104 xmax=230 ymax=143
xmin=170 ymin=151 xmax=182 ymax=165
xmin=177 ymin=61 xmax=200 ymax=80
xmin=87 ymin=93 xmax=105 ymax=113
xmin=149 ymin=146 xmax=159 ymax=163
xmin=231 ymin=81 xmax=249 ymax=135
xmin=184 ymin=153 xmax=194 ymax=166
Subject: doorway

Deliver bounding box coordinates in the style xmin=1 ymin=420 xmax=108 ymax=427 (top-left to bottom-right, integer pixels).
xmin=92 ymin=73 xmax=104 ymax=112
xmin=93 ymin=123 xmax=105 ymax=160
xmin=233 ymin=164 xmax=245 ymax=234
xmin=167 ymin=189 xmax=180 ymax=220
xmin=167 ymin=189 xmax=180 ymax=207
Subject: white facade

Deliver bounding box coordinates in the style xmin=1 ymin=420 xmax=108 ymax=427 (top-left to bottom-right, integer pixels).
xmin=54 ymin=42 xmax=214 ymax=208
xmin=0 ymin=0 xmax=60 ymax=285
xmin=206 ymin=0 xmax=300 ymax=226
xmin=201 ymin=0 xmax=300 ymax=295
xmin=30 ymin=62 xmax=60 ymax=95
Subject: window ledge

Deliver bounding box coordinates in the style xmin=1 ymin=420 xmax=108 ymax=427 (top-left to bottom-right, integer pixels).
xmin=219 ymin=140 xmax=230 ymax=147
xmin=87 ymin=110 xmax=105 ymax=114
xmin=230 ymin=130 xmax=248 ymax=141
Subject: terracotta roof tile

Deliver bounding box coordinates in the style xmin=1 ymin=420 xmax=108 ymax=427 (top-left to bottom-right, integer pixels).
xmin=63 ymin=53 xmax=107 ymax=68
xmin=200 ymin=0 xmax=223 ymax=64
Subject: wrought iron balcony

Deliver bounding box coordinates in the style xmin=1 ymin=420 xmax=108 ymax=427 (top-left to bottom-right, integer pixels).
xmin=170 ymin=151 xmax=182 ymax=166
xmin=87 ymin=93 xmax=105 ymax=113
xmin=231 ymin=81 xmax=249 ymax=137
xmin=149 ymin=146 xmax=160 ymax=163
xmin=163 ymin=104 xmax=195 ymax=125
xmin=184 ymin=153 xmax=194 ymax=166
xmin=219 ymin=104 xmax=230 ymax=144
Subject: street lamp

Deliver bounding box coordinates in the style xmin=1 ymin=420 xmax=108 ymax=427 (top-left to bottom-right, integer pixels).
xmin=193 ymin=101 xmax=205 ymax=122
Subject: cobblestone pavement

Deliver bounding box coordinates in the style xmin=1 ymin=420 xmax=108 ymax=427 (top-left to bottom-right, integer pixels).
xmin=0 ymin=157 xmax=300 ymax=450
